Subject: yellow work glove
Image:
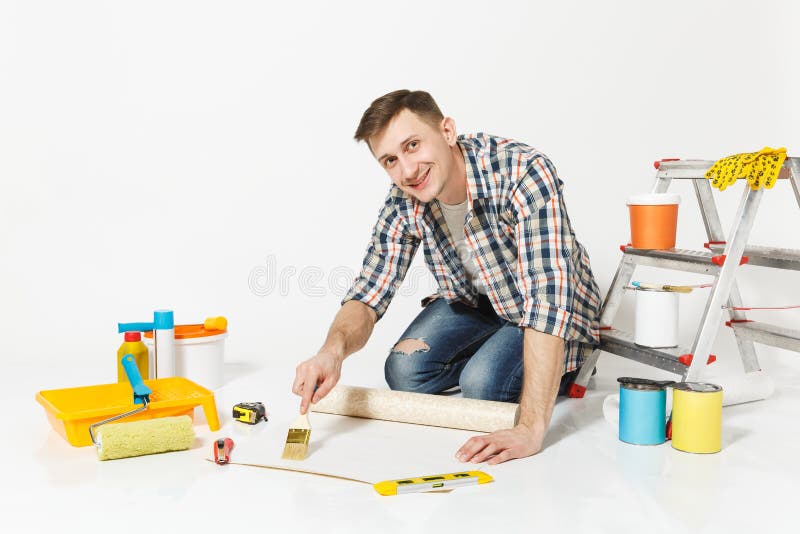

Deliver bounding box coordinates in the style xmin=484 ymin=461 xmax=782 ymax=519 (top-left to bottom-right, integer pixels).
xmin=748 ymin=147 xmax=787 ymax=190
xmin=705 ymin=147 xmax=787 ymax=191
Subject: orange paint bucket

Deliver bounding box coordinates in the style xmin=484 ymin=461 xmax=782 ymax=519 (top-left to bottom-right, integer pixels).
xmin=627 ymin=194 xmax=681 ymax=249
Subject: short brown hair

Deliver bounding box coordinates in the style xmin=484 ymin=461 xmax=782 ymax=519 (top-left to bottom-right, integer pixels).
xmin=354 ymin=90 xmax=444 ymax=145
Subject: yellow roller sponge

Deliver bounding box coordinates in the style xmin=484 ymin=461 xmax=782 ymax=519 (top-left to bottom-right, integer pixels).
xmin=96 ymin=415 xmax=195 ymax=461
xmin=204 ymin=316 xmax=228 ymax=331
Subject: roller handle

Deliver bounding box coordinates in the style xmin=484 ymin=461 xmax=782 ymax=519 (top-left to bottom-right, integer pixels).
xmin=121 ymin=354 xmax=152 ymax=405
xmin=118 ymin=311 xmax=174 ymax=333
xmin=118 ymin=321 xmax=155 ymax=333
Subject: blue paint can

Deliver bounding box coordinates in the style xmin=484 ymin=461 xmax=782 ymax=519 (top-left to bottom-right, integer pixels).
xmin=618 ymin=377 xmax=672 ymax=445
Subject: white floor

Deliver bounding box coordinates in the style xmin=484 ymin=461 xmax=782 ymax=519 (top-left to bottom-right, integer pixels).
xmin=11 ymin=347 xmax=799 ymax=534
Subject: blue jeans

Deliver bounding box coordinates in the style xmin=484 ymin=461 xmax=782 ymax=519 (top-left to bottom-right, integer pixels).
xmin=384 ymin=295 xmax=580 ymax=402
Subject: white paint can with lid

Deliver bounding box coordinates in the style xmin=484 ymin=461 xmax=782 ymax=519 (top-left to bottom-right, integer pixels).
xmin=634 ymin=287 xmax=679 ymax=348
xmin=144 ymin=324 xmax=227 ymax=389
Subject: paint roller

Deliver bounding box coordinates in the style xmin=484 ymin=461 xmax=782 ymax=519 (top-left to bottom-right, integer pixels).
xmin=602 ymin=370 xmax=776 ymax=427
xmin=89 ymin=354 xmax=195 ymax=460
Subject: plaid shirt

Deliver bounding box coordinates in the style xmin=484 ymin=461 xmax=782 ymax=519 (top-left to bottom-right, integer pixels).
xmin=343 ymin=133 xmax=601 ymax=372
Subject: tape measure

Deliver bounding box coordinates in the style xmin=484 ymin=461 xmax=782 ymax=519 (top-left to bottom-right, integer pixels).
xmin=372 ymin=471 xmax=493 ymax=496
xmin=232 ymin=402 xmax=268 ymax=424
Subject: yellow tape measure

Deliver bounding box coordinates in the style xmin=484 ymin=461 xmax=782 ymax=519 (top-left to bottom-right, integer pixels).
xmin=232 ymin=402 xmax=267 ymax=424
xmin=373 ymin=471 xmax=493 ymax=496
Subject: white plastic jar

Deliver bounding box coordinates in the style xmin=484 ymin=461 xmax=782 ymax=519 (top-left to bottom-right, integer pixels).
xmin=144 ymin=324 xmax=227 ymax=389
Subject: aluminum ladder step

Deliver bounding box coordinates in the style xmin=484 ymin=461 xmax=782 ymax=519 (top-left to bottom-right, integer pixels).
xmin=729 ymin=321 xmax=800 ymax=352
xmin=706 ymin=243 xmax=800 ymax=271
xmin=655 ymin=158 xmax=798 ymax=180
xmin=621 ymin=246 xmax=724 ymax=275
xmin=599 ymin=329 xmax=715 ymax=376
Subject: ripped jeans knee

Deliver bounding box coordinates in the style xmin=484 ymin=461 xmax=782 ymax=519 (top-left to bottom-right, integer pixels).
xmin=392 ymin=338 xmax=430 ymax=355
xmin=384 ymin=338 xmax=434 ymax=391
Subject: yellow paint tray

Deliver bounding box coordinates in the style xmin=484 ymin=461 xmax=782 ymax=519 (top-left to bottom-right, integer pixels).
xmin=36 ymin=377 xmax=220 ymax=447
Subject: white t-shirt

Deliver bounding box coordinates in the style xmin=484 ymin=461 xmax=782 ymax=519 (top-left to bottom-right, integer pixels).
xmin=439 ymin=200 xmax=487 ymax=294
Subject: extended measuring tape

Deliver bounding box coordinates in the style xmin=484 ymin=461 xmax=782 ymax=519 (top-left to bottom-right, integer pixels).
xmin=232 ymin=402 xmax=268 ymax=425
xmin=373 ymin=471 xmax=493 ymax=496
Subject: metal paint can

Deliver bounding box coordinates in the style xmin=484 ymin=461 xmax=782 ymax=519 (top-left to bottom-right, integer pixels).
xmin=671 ymin=382 xmax=723 ymax=454
xmin=634 ymin=287 xmax=679 ymax=348
xmin=618 ymin=377 xmax=671 ymax=445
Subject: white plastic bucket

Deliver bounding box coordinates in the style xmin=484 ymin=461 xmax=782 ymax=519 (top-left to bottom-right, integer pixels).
xmin=634 ymin=288 xmax=679 ymax=348
xmin=144 ymin=325 xmax=227 ymax=389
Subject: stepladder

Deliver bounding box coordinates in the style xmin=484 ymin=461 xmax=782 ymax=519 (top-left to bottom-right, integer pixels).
xmin=569 ymin=157 xmax=800 ymax=398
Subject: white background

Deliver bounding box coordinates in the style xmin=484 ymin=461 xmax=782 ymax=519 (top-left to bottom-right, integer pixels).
xmin=1 ymin=0 xmax=798 ymax=377
xmin=2 ymin=1 xmax=799 ymax=532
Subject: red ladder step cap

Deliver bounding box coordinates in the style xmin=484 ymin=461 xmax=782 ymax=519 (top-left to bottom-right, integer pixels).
xmin=568 ymin=383 xmax=587 ymax=398
xmin=678 ymin=354 xmax=717 ymax=366
xmin=654 ymin=158 xmax=680 ymax=169
xmin=711 ymin=255 xmax=749 ymax=267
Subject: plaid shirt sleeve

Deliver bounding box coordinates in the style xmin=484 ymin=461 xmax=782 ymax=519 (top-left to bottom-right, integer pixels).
xmin=341 ymin=192 xmax=420 ymax=320
xmin=510 ymin=155 xmax=575 ymax=337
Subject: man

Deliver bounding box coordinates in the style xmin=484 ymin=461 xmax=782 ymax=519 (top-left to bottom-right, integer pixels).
xmin=292 ymin=90 xmax=601 ymax=465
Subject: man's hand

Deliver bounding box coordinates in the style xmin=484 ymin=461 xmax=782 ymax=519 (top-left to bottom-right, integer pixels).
xmin=291 ymin=300 xmax=377 ymax=414
xmin=292 ymin=350 xmax=342 ymax=414
xmin=455 ymin=423 xmax=544 ymax=465
xmin=455 ymin=328 xmax=564 ymax=465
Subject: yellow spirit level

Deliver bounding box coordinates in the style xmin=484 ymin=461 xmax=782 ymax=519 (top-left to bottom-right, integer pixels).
xmin=373 ymin=471 xmax=493 ymax=496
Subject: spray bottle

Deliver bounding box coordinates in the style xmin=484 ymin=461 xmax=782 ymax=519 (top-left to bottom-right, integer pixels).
xmin=118 ymin=310 xmax=176 ymax=379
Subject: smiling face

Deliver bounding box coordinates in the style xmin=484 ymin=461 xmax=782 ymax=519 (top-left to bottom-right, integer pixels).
xmin=369 ymin=109 xmax=465 ymax=204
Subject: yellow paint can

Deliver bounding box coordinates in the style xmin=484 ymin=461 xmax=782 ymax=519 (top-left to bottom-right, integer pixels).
xmin=671 ymin=382 xmax=723 ymax=453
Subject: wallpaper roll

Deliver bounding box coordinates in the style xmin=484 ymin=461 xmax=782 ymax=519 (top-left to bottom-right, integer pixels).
xmin=310 ymin=385 xmax=519 ymax=432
